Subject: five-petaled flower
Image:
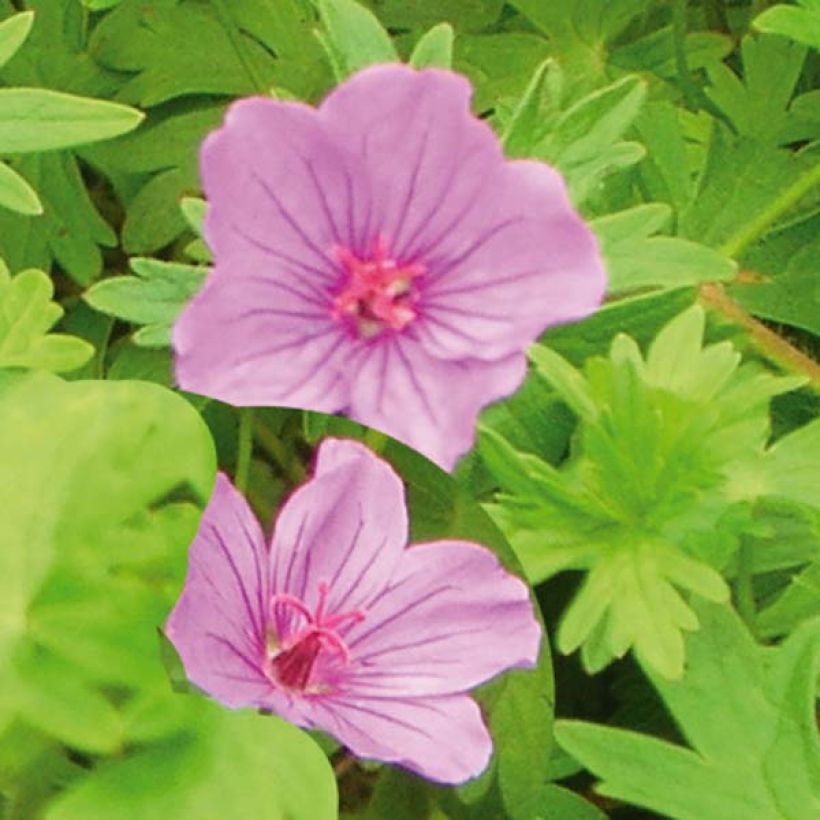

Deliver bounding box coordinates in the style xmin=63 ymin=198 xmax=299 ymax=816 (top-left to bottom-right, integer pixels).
xmin=166 ymin=438 xmax=541 ymax=784
xmin=173 ymin=64 xmax=605 ymax=470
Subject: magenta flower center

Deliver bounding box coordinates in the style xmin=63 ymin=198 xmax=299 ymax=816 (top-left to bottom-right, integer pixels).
xmin=267 ymin=582 xmax=364 ymax=693
xmin=331 ymin=237 xmax=425 ymax=339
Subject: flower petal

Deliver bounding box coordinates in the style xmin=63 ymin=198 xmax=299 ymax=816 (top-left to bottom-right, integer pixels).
xmin=310 ymin=693 xmax=492 ymax=784
xmin=173 ymin=269 xmax=352 ymax=410
xmin=165 ymin=473 xmax=272 ymax=708
xmin=415 ymin=160 xmax=606 ymax=361
xmin=269 ymin=438 xmax=407 ymax=632
xmin=348 ymin=335 xmax=527 ymax=470
xmin=319 ymin=65 xmax=502 ymax=263
xmin=342 ymin=541 xmax=541 ymax=697
xmin=201 ymin=96 xmax=370 ymax=267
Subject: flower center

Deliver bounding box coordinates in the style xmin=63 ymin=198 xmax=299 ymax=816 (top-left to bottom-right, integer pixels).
xmin=267 ymin=582 xmax=364 ymax=693
xmin=331 ymin=237 xmax=425 ymax=339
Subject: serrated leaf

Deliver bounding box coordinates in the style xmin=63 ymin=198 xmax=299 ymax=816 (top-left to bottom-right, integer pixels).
xmin=317 ymin=0 xmax=398 ymax=80
xmin=0 ymin=11 xmax=34 ymax=70
xmin=408 ymin=23 xmax=454 ymax=69
xmin=84 ymin=258 xmax=208 ymax=346
xmin=0 ymin=159 xmax=41 ymax=215
xmin=0 ymin=265 xmax=93 ymax=371
xmin=0 ymin=88 xmax=143 ymax=153
xmin=556 ymin=603 xmax=820 ymax=820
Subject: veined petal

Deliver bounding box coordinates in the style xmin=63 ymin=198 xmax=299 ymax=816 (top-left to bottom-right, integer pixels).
xmin=342 ymin=541 xmax=541 ymax=697
xmin=165 ymin=473 xmax=272 ymax=708
xmin=173 ymin=269 xmax=352 ymax=411
xmin=312 ymin=693 xmax=492 ymax=784
xmin=269 ymin=438 xmax=407 ymax=632
xmin=201 ymin=96 xmax=371 ymax=266
xmin=319 ymin=65 xmax=502 ymax=263
xmin=348 ymin=335 xmax=527 ymax=470
xmin=415 ymin=160 xmax=606 ymax=361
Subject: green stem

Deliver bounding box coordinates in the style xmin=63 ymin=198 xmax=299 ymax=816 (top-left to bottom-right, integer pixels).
xmin=363 ymin=427 xmax=388 ymax=454
xmin=719 ymin=163 xmax=820 ymax=259
xmin=210 ymin=0 xmax=268 ymax=94
xmin=235 ymin=407 xmax=255 ymax=493
xmin=735 ymin=543 xmax=758 ymax=638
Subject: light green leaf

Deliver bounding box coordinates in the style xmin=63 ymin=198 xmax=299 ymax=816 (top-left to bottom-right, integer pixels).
xmin=501 ymin=59 xmax=562 ymax=157
xmin=758 ymin=560 xmax=820 ymax=639
xmin=528 ymin=345 xmax=599 ymax=422
xmin=409 ymin=23 xmax=454 ymax=69
xmin=556 ymin=603 xmax=820 ymax=820
xmin=754 ymin=1 xmax=820 ymax=50
xmin=0 ymin=11 xmax=34 ymax=70
xmin=537 ymin=785 xmax=606 ymax=820
xmin=0 ymin=88 xmax=144 ymax=153
xmin=759 ymin=418 xmax=820 ymax=510
xmin=0 ymin=160 xmax=42 ymax=216
xmin=84 ymin=258 xmax=208 ymax=347
xmin=46 ymin=702 xmax=337 ymax=820
xmin=591 ymin=205 xmax=737 ymax=293
xmin=0 ymin=265 xmax=93 ymax=372
xmin=317 ymin=0 xmax=398 ymax=80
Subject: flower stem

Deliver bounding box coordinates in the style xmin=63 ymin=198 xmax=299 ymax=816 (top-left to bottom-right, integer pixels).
xmin=734 ymin=543 xmax=758 ymax=639
xmin=363 ymin=427 xmax=388 ymax=454
xmin=210 ymin=0 xmax=268 ymax=94
xmin=235 ymin=407 xmax=255 ymax=493
xmin=719 ymin=163 xmax=820 ymax=260
xmin=699 ymin=283 xmax=820 ymax=386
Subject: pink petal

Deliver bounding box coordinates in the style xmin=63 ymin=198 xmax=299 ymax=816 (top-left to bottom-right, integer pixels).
xmin=415 ymin=160 xmax=606 ymax=361
xmin=310 ymin=693 xmax=492 ymax=784
xmin=165 ymin=473 xmax=272 ymax=708
xmin=201 ymin=96 xmax=370 ymax=265
xmin=269 ymin=438 xmax=407 ymax=631
xmin=173 ymin=269 xmax=352 ymax=410
xmin=341 ymin=541 xmax=541 ymax=698
xmin=319 ymin=65 xmax=502 ymax=263
xmin=348 ymin=335 xmax=527 ymax=470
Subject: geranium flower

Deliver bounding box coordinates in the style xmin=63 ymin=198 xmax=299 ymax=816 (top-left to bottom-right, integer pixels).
xmin=166 ymin=438 xmax=541 ymax=784
xmin=173 ymin=64 xmax=605 ymax=470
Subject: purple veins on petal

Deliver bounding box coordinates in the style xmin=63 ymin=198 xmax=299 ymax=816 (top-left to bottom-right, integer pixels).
xmin=166 ymin=438 xmax=542 ymax=784
xmin=173 ymin=63 xmax=606 ymax=470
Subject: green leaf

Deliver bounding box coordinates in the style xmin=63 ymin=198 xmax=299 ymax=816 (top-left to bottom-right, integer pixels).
xmin=84 ymin=258 xmax=208 ymax=347
xmin=0 ymin=11 xmax=34 ymax=70
xmin=759 ymin=418 xmax=820 ymax=510
xmin=0 ymin=370 xmax=214 ymax=691
xmin=46 ymin=702 xmax=337 ymax=820
xmin=590 ymin=205 xmax=736 ymax=293
xmin=363 ymin=0 xmax=504 ymax=34
xmin=89 ymin=0 xmax=328 ymax=106
xmin=0 ymin=160 xmax=41 ymax=216
xmin=754 ymin=1 xmax=820 ymax=50
xmin=408 ymin=23 xmax=454 ymax=69
xmin=0 ymin=264 xmax=93 ymax=371
xmin=555 ymin=602 xmax=820 ymax=820
xmin=487 ymin=306 xmax=807 ymax=677
xmin=317 ymin=0 xmax=398 ymax=80
xmin=537 ymin=785 xmax=606 ymax=820
xmin=0 ymin=88 xmax=143 ymax=153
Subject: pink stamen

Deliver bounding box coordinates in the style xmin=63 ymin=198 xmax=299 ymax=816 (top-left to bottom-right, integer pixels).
xmin=330 ymin=236 xmax=425 ymax=339
xmin=267 ymin=581 xmax=365 ymax=693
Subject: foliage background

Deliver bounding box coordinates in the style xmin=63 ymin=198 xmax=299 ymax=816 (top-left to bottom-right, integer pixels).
xmin=0 ymin=0 xmax=818 ymax=818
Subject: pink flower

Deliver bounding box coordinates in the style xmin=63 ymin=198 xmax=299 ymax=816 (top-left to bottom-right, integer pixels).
xmin=166 ymin=438 xmax=541 ymax=784
xmin=172 ymin=65 xmax=605 ymax=470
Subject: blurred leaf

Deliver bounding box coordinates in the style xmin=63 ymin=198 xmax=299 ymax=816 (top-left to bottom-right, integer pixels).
xmin=0 ymin=11 xmax=34 ymax=69
xmin=365 ymin=0 xmax=504 ymax=33
xmin=84 ymin=257 xmax=207 ymax=347
xmin=46 ymin=702 xmax=337 ymax=820
xmin=556 ymin=602 xmax=820 ymax=820
xmin=0 ymin=159 xmax=41 ymax=215
xmin=317 ymin=0 xmax=398 ymax=80
xmin=754 ymin=1 xmax=820 ymax=50
xmin=0 ymin=263 xmax=93 ymax=371
xmin=409 ymin=23 xmax=453 ymax=69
